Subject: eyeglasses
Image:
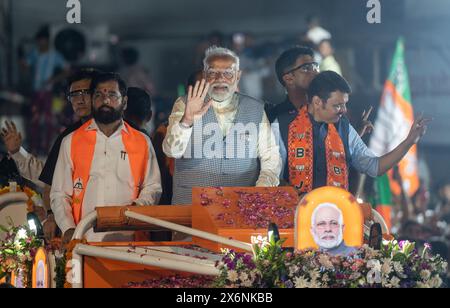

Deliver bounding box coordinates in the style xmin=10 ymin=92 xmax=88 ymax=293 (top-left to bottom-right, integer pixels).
xmin=93 ymin=91 xmax=122 ymax=102
xmin=205 ymin=69 xmax=236 ymax=80
xmin=332 ymin=103 xmax=347 ymax=112
xmin=284 ymin=62 xmax=319 ymax=75
xmin=68 ymin=89 xmax=91 ymax=102
xmin=315 ymin=221 xmax=340 ymax=229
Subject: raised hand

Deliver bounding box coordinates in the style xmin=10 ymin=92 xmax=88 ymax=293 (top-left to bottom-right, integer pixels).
xmin=181 ymin=79 xmax=213 ymax=127
xmin=406 ymin=114 xmax=432 ymax=145
xmin=0 ymin=120 xmax=22 ymax=154
xmin=359 ymin=106 xmax=374 ymax=137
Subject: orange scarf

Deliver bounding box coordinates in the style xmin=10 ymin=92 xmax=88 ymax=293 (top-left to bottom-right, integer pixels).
xmin=70 ymin=120 xmax=149 ymax=224
xmin=288 ymin=106 xmax=348 ymax=193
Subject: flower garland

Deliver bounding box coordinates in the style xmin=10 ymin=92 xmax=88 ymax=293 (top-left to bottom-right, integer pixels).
xmin=0 ymin=183 xmax=41 ymax=213
xmin=214 ymin=237 xmax=448 ymax=288
xmin=63 ymin=239 xmax=87 ymax=289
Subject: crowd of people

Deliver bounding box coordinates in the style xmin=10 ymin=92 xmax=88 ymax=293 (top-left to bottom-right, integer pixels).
xmin=0 ymin=19 xmax=448 ymax=272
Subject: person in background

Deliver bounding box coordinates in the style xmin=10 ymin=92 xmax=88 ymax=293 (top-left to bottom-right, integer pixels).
xmin=1 ymin=69 xmax=100 ymax=241
xmin=306 ymin=15 xmax=332 ymax=46
xmin=124 ymin=87 xmax=153 ymax=136
xmin=318 ymin=39 xmax=342 ymax=76
xmin=19 ymin=25 xmax=70 ymax=155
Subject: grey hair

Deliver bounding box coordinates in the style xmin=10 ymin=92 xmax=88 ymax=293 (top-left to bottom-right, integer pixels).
xmin=203 ymin=46 xmax=240 ymax=71
xmin=311 ymin=202 xmax=344 ymax=227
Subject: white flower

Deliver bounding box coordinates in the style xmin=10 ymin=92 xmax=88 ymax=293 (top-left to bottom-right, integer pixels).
xmin=420 ymin=270 xmax=431 ymax=281
xmin=381 ymin=276 xmax=390 ymax=287
xmin=309 ymin=278 xmax=322 ymax=288
xmin=227 ymin=270 xmax=239 ymax=282
xmin=294 ymin=276 xmax=310 ymax=288
xmin=310 ymin=268 xmax=321 ymax=281
xmin=241 ymin=279 xmax=253 ymax=288
xmin=16 ymin=228 xmax=27 ymax=240
xmin=251 ymin=235 xmax=269 ymax=248
xmin=381 ymin=259 xmax=392 ymax=275
xmin=429 ymin=275 xmax=443 ymax=288
xmin=382 ymin=276 xmax=401 ymax=288
xmin=382 ymin=239 xmax=394 ymax=246
xmin=442 ymin=261 xmax=448 ymax=272
xmin=289 ymin=265 xmax=299 ymax=274
xmin=364 ymin=246 xmax=380 ymax=259
xmin=239 ymin=272 xmax=249 ymax=282
xmin=416 ymin=282 xmax=431 ymax=288
xmin=367 ymin=260 xmax=382 ymax=284
xmin=393 ymin=262 xmax=403 ymax=274
xmin=367 ymin=260 xmax=382 ymax=272
xmin=318 ymin=255 xmax=334 ymax=270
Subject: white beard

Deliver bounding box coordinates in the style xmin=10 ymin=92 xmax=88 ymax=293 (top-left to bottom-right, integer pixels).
xmin=208 ymin=82 xmax=236 ymax=102
xmin=312 ymin=229 xmax=343 ymax=250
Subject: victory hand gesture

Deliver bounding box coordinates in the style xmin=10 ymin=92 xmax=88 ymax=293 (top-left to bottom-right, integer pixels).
xmin=359 ymin=106 xmax=374 ymax=137
xmin=407 ymin=114 xmax=432 ymax=145
xmin=181 ymin=79 xmax=213 ymax=127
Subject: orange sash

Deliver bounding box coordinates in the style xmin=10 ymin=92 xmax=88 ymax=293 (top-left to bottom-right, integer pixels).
xmin=70 ymin=120 xmax=149 ymax=224
xmin=288 ymin=106 xmax=348 ymax=193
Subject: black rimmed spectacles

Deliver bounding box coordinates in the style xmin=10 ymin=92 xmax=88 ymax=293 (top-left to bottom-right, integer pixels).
xmin=284 ymin=62 xmax=319 ymax=75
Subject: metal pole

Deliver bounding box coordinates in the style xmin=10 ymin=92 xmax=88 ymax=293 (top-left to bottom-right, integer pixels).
xmin=73 ymin=211 xmax=97 ymax=240
xmin=125 ymin=210 xmax=253 ymax=252
xmin=74 ymin=244 xmax=220 ymax=277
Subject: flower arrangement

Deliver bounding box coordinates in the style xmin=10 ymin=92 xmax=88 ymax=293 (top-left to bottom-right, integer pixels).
xmin=0 ymin=222 xmax=43 ymax=287
xmin=214 ymin=236 xmax=448 ymax=288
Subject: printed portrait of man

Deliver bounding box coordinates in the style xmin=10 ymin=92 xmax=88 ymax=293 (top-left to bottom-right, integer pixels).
xmin=310 ymin=202 xmax=357 ymax=256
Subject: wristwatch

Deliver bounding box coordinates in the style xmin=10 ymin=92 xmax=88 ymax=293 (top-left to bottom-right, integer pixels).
xmin=179 ymin=121 xmax=193 ymax=129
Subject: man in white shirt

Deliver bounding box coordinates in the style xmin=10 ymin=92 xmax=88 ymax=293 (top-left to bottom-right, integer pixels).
xmin=51 ymin=72 xmax=162 ymax=244
xmin=306 ymin=15 xmax=332 ymax=46
xmin=163 ymin=46 xmax=281 ymax=205
xmin=318 ymin=39 xmax=342 ymax=76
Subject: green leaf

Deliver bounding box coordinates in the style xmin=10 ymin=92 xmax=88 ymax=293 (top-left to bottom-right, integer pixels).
xmin=392 ymin=253 xmax=407 ymax=263
xmin=3 ymin=249 xmax=15 ymax=255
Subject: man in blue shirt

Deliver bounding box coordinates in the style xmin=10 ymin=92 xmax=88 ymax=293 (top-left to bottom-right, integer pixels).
xmin=270 ymin=66 xmax=430 ymax=194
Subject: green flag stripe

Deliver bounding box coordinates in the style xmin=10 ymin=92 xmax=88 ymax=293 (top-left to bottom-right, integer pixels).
xmin=375 ymin=174 xmax=393 ymax=206
xmin=388 ymin=38 xmax=412 ymax=103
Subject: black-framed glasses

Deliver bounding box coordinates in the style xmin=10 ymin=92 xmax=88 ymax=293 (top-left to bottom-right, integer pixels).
xmin=284 ymin=62 xmax=319 ymax=75
xmin=67 ymin=89 xmax=91 ymax=101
